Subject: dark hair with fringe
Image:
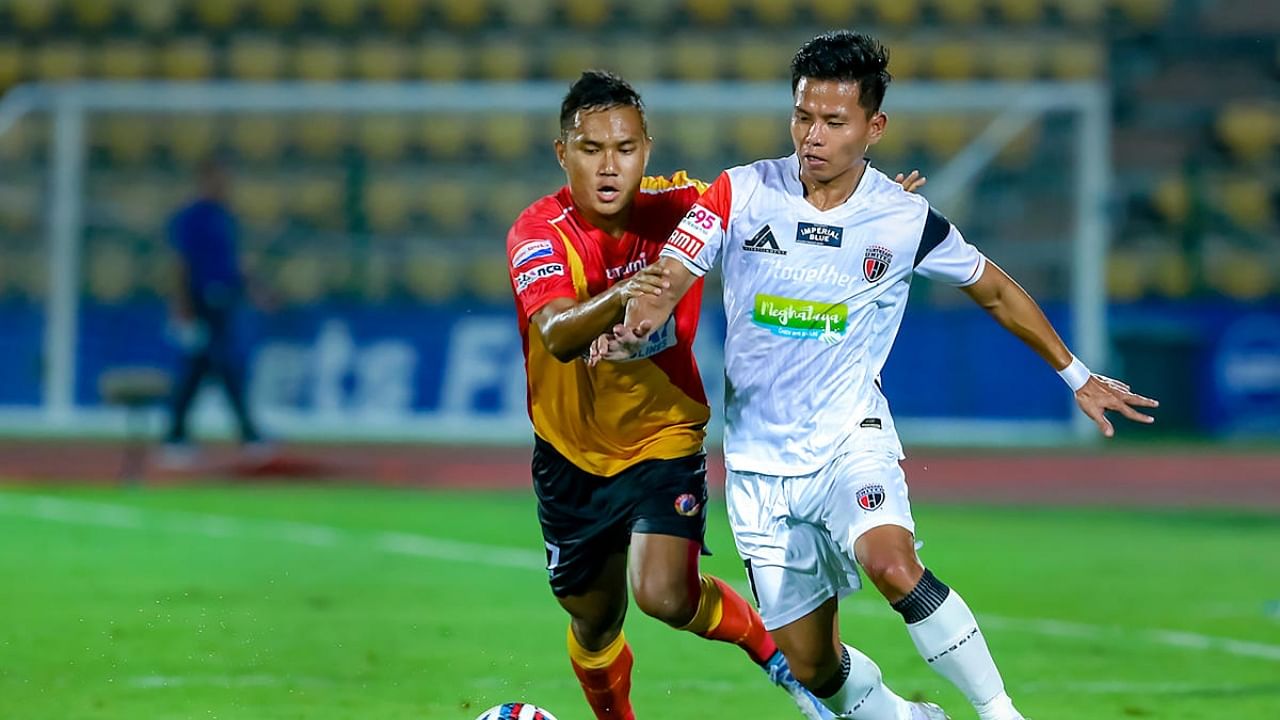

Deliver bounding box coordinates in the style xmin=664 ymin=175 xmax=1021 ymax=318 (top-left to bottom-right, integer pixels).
xmin=559 ymin=70 xmax=647 ymax=137
xmin=790 ymin=31 xmax=892 ymax=115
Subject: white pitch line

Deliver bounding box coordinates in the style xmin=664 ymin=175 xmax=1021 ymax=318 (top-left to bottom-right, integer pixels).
xmin=4 ymin=492 xmax=1278 ymax=666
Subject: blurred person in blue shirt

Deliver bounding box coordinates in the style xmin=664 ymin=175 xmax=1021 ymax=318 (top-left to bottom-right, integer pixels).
xmin=163 ymin=159 xmax=264 ymax=462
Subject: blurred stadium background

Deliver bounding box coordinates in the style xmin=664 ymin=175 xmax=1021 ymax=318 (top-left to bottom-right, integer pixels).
xmin=0 ymin=1 xmax=1278 ymax=719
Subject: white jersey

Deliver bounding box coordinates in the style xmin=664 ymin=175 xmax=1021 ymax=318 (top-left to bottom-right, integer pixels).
xmin=660 ymin=155 xmax=987 ymax=476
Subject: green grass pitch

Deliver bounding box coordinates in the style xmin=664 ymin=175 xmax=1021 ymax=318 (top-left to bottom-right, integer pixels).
xmin=1 ymin=485 xmax=1278 ymax=719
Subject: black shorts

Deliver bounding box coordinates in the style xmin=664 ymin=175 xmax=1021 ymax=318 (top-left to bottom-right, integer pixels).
xmin=533 ymin=436 xmax=708 ymax=598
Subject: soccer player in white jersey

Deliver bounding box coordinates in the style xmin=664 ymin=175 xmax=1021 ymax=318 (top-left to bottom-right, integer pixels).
xmin=595 ymin=31 xmax=1160 ymax=720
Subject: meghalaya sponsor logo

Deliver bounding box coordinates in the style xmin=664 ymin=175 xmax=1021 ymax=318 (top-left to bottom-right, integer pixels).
xmin=752 ymin=293 xmax=847 ymax=343
xmin=856 ymin=484 xmax=885 ymax=511
xmin=673 ymin=493 xmax=702 ymax=517
xmin=515 ymin=263 xmax=565 ymax=293
xmin=511 ymin=239 xmax=554 ymax=268
xmin=796 ymin=222 xmax=843 ymax=248
xmin=863 ymin=245 xmax=893 ymax=282
xmin=743 ymin=225 xmax=785 ymax=255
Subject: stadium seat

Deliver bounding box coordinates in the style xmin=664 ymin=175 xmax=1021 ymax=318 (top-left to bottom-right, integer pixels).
xmin=746 ymin=0 xmax=795 ymax=26
xmin=97 ymin=115 xmax=154 ymax=164
xmin=421 ymin=115 xmax=471 ymax=159
xmin=10 ymin=0 xmax=57 ymax=32
xmin=161 ymin=39 xmax=215 ymax=80
xmin=1050 ymin=0 xmax=1104 ymax=25
xmin=294 ymin=41 xmax=349 ymax=81
xmin=810 ymin=0 xmax=856 ymax=24
xmin=1218 ymin=179 xmax=1273 ymax=230
xmin=683 ymin=0 xmax=734 ymax=25
xmin=376 ymin=0 xmax=427 ymax=30
xmin=984 ymin=41 xmax=1040 ymax=80
xmin=992 ymin=0 xmax=1043 ymax=24
xmin=403 ymin=243 xmax=462 ymax=302
xmin=357 ymin=115 xmax=411 ymax=161
xmin=355 ymin=40 xmax=408 ymax=80
xmin=1216 ymin=103 xmax=1277 ymax=161
xmin=934 ymin=0 xmax=984 ymax=25
xmin=495 ymin=0 xmax=550 ymax=27
xmin=0 ymin=42 xmax=24 ymax=90
xmin=418 ymin=38 xmax=467 ymax=81
xmin=0 ymin=117 xmax=36 ymax=164
xmin=437 ymin=0 xmax=488 ymax=28
xmin=480 ymin=115 xmax=534 ymax=161
xmin=277 ymin=254 xmax=326 ymax=303
xmin=35 ymin=43 xmax=88 ymax=81
xmin=99 ymin=41 xmax=154 ymax=79
xmin=921 ymin=115 xmax=975 ymax=157
xmin=870 ymin=0 xmax=921 ymax=27
xmin=70 ymin=0 xmax=117 ymax=30
xmin=1106 ymin=249 xmax=1145 ymax=301
xmin=731 ymin=38 xmax=791 ymax=82
xmin=316 ymin=0 xmax=365 ymax=28
xmin=291 ymin=176 xmax=344 ymax=227
xmin=929 ymin=41 xmax=978 ymax=81
xmin=162 ymin=115 xmax=217 ymax=163
xmin=232 ymin=177 xmax=286 ymax=228
xmin=612 ymin=39 xmax=664 ymax=82
xmin=100 ymin=181 xmax=168 ymax=233
xmin=1114 ymin=0 xmax=1170 ymax=28
xmin=193 ymin=0 xmax=243 ymax=29
xmin=873 ymin=114 xmax=912 ymax=160
xmin=364 ymin=177 xmax=413 ymax=234
xmin=129 ymin=0 xmax=179 ymax=32
xmin=230 ymin=117 xmax=284 ymax=163
xmin=257 ymin=0 xmax=302 ymax=27
xmin=1149 ymin=250 xmax=1190 ymax=298
xmin=228 ymin=36 xmax=286 ymax=80
xmin=421 ymin=178 xmax=474 ymax=231
xmin=670 ymin=114 xmax=722 ymax=161
xmin=548 ymin=41 xmax=601 ymax=81
xmin=0 ymin=183 xmax=38 ymax=233
xmin=669 ymin=35 xmax=723 ymax=81
xmin=1208 ymin=248 xmax=1271 ymax=301
xmin=86 ymin=241 xmax=138 ymax=303
xmin=564 ymin=0 xmax=611 ymax=28
xmin=486 ymin=180 xmax=536 ymax=228
xmin=478 ymin=39 xmax=531 ymax=81
xmin=296 ymin=115 xmax=349 ymax=158
xmin=887 ymin=41 xmax=922 ymax=79
xmin=1048 ymin=42 xmax=1105 ymax=80
xmin=731 ymin=115 xmax=789 ymax=159
xmin=1150 ymin=176 xmax=1189 ymax=225
xmin=466 ymin=253 xmax=514 ymax=303
xmin=994 ymin=122 xmax=1040 ymax=169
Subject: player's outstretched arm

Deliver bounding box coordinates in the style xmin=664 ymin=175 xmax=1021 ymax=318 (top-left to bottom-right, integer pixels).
xmin=961 ymin=260 xmax=1159 ymax=437
xmin=532 ymin=264 xmax=671 ymax=362
xmin=586 ymin=258 xmax=697 ymax=366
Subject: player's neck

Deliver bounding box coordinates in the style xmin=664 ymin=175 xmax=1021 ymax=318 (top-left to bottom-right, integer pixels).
xmin=799 ymin=159 xmax=868 ymax=212
xmin=577 ymin=205 xmax=631 ymax=239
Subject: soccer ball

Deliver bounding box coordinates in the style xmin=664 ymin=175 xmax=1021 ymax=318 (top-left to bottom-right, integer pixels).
xmin=474 ymin=703 xmax=559 ymax=720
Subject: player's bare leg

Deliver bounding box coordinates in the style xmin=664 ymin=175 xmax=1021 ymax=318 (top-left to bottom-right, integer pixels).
xmin=630 ymin=532 xmax=834 ymax=720
xmin=855 ymin=525 xmax=1025 ymax=720
xmin=768 ymin=596 xmax=945 ymax=719
xmin=558 ymin=551 xmax=635 ymax=720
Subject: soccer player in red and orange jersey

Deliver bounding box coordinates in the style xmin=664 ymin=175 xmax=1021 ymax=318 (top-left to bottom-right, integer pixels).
xmin=506 ymin=71 xmax=925 ymax=720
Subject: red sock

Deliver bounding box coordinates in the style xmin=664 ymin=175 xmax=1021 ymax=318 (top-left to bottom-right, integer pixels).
xmin=568 ymin=627 xmax=636 ymax=720
xmin=683 ymin=574 xmax=778 ymax=665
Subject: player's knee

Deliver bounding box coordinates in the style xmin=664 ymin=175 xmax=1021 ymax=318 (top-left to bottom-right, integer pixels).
xmin=631 ymin=576 xmax=697 ymax=627
xmin=861 ymin=556 xmax=924 ymax=601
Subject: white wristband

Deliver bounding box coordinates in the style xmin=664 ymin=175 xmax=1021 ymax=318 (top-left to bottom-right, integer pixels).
xmin=1057 ymin=355 xmax=1091 ymax=392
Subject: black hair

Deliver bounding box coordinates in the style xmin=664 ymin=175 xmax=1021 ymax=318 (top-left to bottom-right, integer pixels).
xmin=559 ymin=70 xmax=647 ymax=138
xmin=790 ymin=31 xmax=892 ymax=115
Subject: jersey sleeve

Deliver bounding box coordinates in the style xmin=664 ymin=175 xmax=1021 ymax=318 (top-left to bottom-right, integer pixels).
xmin=912 ymin=207 xmax=987 ymax=287
xmin=658 ymin=171 xmax=732 ymax=277
xmin=506 ymin=226 xmax=576 ymax=319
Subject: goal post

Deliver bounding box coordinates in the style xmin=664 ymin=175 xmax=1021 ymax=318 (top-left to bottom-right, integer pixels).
xmin=0 ymin=80 xmax=1109 ymax=445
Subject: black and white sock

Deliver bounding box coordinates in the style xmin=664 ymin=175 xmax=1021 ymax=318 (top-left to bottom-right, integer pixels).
xmin=811 ymin=644 xmax=911 ymax=719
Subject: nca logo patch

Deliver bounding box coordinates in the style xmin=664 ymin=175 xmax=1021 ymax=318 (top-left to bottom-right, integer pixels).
xmin=743 ymin=225 xmax=785 ymax=255
xmin=511 ymin=239 xmax=554 ymax=268
xmin=856 ymin=484 xmax=886 ymax=511
xmin=863 ymin=245 xmax=893 ymax=282
xmin=515 ymin=263 xmax=565 ymax=293
xmin=796 ymin=222 xmax=843 ymax=248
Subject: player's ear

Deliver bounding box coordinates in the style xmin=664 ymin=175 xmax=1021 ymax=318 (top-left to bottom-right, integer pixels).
xmin=554 ymin=136 xmax=567 ymax=169
xmin=866 ymin=111 xmax=887 ymax=147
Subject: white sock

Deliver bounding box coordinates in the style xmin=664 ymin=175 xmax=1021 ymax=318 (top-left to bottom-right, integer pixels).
xmin=817 ymin=644 xmax=913 ymax=720
xmin=902 ymin=585 xmax=1021 ymax=720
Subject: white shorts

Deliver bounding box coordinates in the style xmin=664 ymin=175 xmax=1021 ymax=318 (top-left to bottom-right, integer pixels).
xmin=726 ymin=450 xmax=915 ymax=630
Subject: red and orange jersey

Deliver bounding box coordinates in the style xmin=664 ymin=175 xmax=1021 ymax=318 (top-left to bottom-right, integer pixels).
xmin=506 ymin=172 xmax=709 ymax=477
